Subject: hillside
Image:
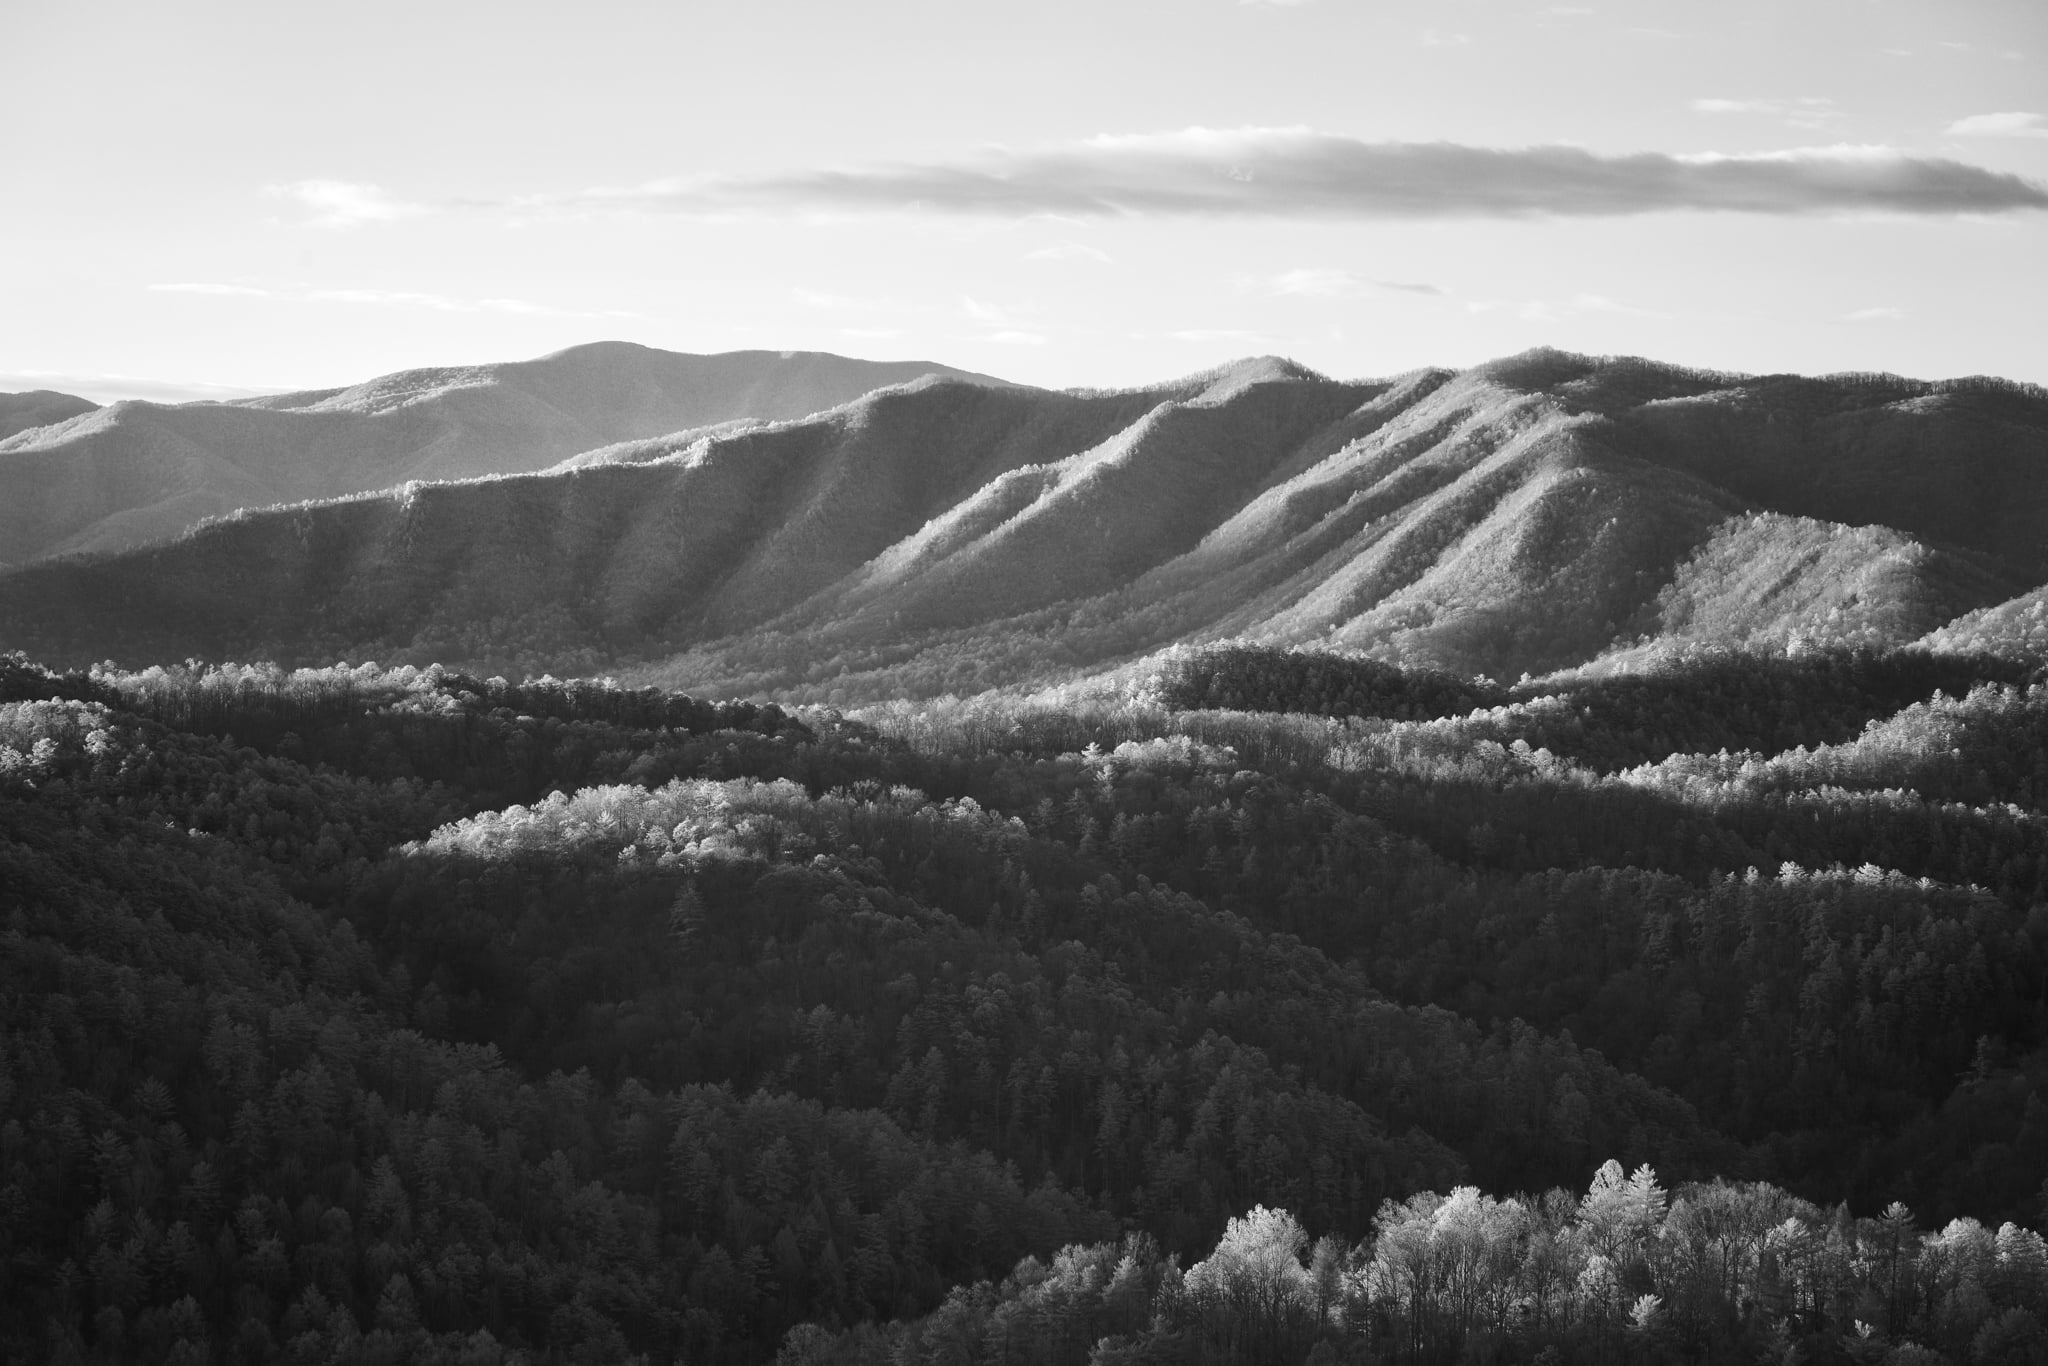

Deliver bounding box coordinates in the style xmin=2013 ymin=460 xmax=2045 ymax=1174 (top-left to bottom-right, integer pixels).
xmin=0 ymin=388 xmax=96 ymax=441
xmin=7 ymin=645 xmax=2048 ymax=1363
xmin=0 ymin=343 xmax=1003 ymax=566
xmin=0 ymin=349 xmax=2043 ymax=690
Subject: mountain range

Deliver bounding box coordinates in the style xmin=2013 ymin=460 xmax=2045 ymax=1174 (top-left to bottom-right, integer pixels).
xmin=1 ymin=344 xmax=2044 ymax=694
xmin=0 ymin=342 xmax=1000 ymax=566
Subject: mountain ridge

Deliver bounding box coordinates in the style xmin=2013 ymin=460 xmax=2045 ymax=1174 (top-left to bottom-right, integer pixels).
xmin=2 ymin=346 xmax=2044 ymax=694
xmin=0 ymin=388 xmax=98 ymax=442
xmin=0 ymin=342 xmax=1007 ymax=566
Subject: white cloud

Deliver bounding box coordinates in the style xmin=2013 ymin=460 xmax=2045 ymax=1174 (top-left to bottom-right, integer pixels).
xmin=148 ymin=281 xmax=275 ymax=298
xmin=547 ymin=128 xmax=2048 ymax=220
xmin=309 ymin=288 xmax=571 ymax=315
xmin=1948 ymin=111 xmax=2048 ymax=139
xmin=1465 ymin=294 xmax=1660 ymax=320
xmin=269 ymin=179 xmax=426 ymax=228
xmin=1165 ymin=328 xmax=1278 ymax=344
xmin=960 ymin=296 xmax=1013 ymax=324
xmin=1269 ymin=268 xmax=1364 ymax=297
xmin=1691 ymin=97 xmax=1841 ymax=131
xmin=147 ymin=280 xmax=630 ymax=319
xmin=793 ymin=287 xmax=899 ymax=311
xmin=838 ymin=327 xmax=904 ymax=339
xmin=1571 ymin=293 xmax=1662 ymax=316
xmin=1420 ymin=28 xmax=1472 ymax=46
xmin=1263 ymin=269 xmax=1445 ymax=298
xmin=1024 ymin=241 xmax=1113 ymax=263
xmin=987 ymin=331 xmax=1047 ymax=345
xmin=1842 ymin=306 xmax=1905 ymax=321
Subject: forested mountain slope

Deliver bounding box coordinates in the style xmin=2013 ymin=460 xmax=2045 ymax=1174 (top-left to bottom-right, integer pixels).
xmin=0 ymin=344 xmax=1002 ymax=566
xmin=3 ymin=349 xmax=2041 ymax=694
xmin=6 ymin=642 xmax=2048 ymax=1363
xmin=0 ymin=388 xmax=97 ymax=442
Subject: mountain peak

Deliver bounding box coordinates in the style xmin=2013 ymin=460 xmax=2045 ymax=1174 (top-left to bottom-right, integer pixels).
xmin=4 ymin=347 xmax=2044 ymax=693
xmin=0 ymin=345 xmax=1015 ymax=566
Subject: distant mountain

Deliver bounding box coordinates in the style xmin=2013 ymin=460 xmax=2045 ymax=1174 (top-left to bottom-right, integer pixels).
xmin=1 ymin=348 xmax=2043 ymax=691
xmin=0 ymin=343 xmax=1005 ymax=565
xmin=0 ymin=389 xmax=97 ymax=442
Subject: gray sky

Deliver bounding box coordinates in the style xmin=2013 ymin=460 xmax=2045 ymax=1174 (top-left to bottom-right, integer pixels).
xmin=5 ymin=0 xmax=2045 ymax=399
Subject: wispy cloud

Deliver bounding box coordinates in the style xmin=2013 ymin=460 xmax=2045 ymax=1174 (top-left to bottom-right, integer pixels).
xmin=149 ymin=282 xmax=273 ymax=298
xmin=267 ymin=179 xmax=426 ymax=228
xmin=1571 ymin=292 xmax=1664 ymax=317
xmin=1164 ymin=328 xmax=1280 ymax=345
xmin=1261 ymin=268 xmax=1445 ymax=298
xmin=987 ymin=331 xmax=1047 ymax=345
xmin=544 ymin=129 xmax=2048 ymax=221
xmin=1691 ymin=97 xmax=1842 ymax=131
xmin=1024 ymin=241 xmax=1114 ymax=263
xmin=792 ymin=287 xmax=900 ymax=311
xmin=961 ymin=296 xmax=1014 ymax=325
xmin=1267 ymin=268 xmax=1363 ymax=297
xmin=1842 ymin=306 xmax=1905 ymax=322
xmin=838 ymin=327 xmax=904 ymax=339
xmin=1464 ymin=293 xmax=1662 ymax=321
xmin=1420 ymin=29 xmax=1472 ymax=46
xmin=148 ymin=281 xmax=631 ymax=318
xmin=1948 ymin=111 xmax=2048 ymax=139
xmin=308 ymin=288 xmax=567 ymax=314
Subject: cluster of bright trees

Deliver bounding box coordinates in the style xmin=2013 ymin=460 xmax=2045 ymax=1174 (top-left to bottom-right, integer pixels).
xmin=813 ymin=1167 xmax=2048 ymax=1365
xmin=3 ymin=644 xmax=2046 ymax=1362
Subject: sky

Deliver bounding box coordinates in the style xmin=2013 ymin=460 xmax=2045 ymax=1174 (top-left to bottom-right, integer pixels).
xmin=3 ymin=0 xmax=2044 ymax=401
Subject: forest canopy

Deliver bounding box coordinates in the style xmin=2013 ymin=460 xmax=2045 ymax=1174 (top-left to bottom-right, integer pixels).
xmin=4 ymin=642 xmax=2047 ymax=1364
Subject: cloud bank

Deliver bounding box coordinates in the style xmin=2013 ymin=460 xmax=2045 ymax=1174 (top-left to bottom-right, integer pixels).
xmin=0 ymin=371 xmax=290 ymax=405
xmin=564 ymin=129 xmax=2048 ymax=219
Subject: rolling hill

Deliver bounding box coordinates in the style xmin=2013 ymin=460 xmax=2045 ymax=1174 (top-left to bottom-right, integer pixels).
xmin=0 ymin=342 xmax=1004 ymax=566
xmin=0 ymin=388 xmax=96 ymax=442
xmin=1 ymin=348 xmax=2043 ymax=692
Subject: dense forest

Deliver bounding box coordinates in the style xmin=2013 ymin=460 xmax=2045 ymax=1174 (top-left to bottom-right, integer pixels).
xmin=6 ymin=641 xmax=2048 ymax=1363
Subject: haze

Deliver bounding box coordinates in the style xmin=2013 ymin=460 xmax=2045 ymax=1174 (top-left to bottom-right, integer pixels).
xmin=4 ymin=0 xmax=2044 ymax=401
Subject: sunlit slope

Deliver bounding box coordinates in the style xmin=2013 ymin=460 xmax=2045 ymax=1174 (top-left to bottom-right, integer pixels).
xmin=652 ymin=354 xmax=2042 ymax=693
xmin=1 ymin=349 xmax=2042 ymax=688
xmin=0 ymin=342 xmax=1003 ymax=565
xmin=780 ymin=359 xmax=1383 ymax=633
xmin=0 ymin=389 xmax=96 ymax=442
xmin=0 ymin=377 xmax=1167 ymax=668
xmin=1921 ymin=585 xmax=2048 ymax=658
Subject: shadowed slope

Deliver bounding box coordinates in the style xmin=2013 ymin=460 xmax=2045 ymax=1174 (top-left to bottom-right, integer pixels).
xmin=0 ymin=378 xmax=1167 ymax=672
xmin=0 ymin=390 xmax=96 ymax=442
xmin=642 ymin=354 xmax=2046 ymax=695
xmin=0 ymin=343 xmax=1004 ymax=566
xmin=1 ymin=349 xmax=2044 ymax=691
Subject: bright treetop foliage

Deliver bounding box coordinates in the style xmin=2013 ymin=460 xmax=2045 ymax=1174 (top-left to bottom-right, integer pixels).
xmin=3 ymin=643 xmax=2047 ymax=1363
